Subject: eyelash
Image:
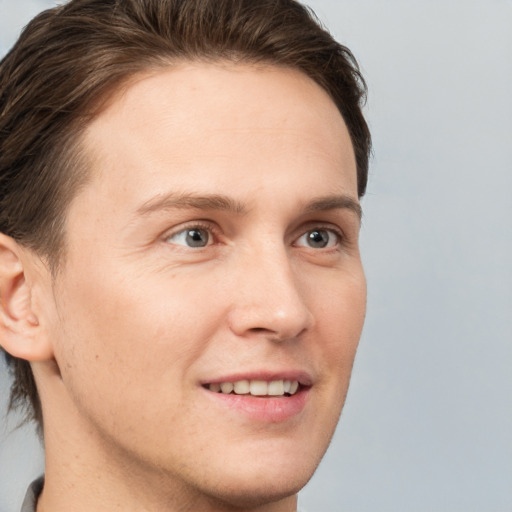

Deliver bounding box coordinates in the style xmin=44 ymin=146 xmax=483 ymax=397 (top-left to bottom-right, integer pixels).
xmin=164 ymin=221 xmax=218 ymax=248
xmin=293 ymin=226 xmax=343 ymax=250
xmin=163 ymin=222 xmax=345 ymax=250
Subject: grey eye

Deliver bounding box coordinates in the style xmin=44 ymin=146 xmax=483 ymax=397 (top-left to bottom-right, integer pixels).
xmin=167 ymin=228 xmax=210 ymax=248
xmin=296 ymin=229 xmax=338 ymax=249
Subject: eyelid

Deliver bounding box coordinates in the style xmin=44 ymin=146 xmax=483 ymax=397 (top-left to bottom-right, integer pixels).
xmin=161 ymin=219 xmax=347 ymax=248
xmin=163 ymin=220 xmax=220 ymax=246
xmin=291 ymin=223 xmax=346 ymax=253
xmin=294 ymin=220 xmax=344 ymax=240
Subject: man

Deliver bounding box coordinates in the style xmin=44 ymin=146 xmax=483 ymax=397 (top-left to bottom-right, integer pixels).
xmin=0 ymin=0 xmax=371 ymax=511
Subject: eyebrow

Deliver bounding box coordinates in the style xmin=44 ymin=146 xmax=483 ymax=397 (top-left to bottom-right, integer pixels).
xmin=304 ymin=195 xmax=362 ymax=221
xmin=136 ymin=192 xmax=361 ymax=221
xmin=137 ymin=192 xmax=248 ymax=216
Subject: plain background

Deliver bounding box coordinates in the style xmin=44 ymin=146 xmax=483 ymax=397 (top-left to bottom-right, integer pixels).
xmin=0 ymin=1 xmax=511 ymax=511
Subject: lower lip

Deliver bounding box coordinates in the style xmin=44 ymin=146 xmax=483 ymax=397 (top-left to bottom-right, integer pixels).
xmin=203 ymin=387 xmax=309 ymax=423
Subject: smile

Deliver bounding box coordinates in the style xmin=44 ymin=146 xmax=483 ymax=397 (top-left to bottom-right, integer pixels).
xmin=201 ymin=371 xmax=313 ymax=422
xmin=206 ymin=379 xmax=300 ymax=397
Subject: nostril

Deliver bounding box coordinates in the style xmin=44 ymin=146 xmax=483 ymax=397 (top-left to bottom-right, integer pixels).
xmin=247 ymin=326 xmax=302 ymax=343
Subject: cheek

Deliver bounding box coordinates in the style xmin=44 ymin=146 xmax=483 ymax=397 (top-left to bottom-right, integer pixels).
xmin=313 ymin=267 xmax=366 ymax=380
xmin=298 ymin=269 xmax=366 ymax=459
xmin=51 ymin=264 xmax=222 ymax=411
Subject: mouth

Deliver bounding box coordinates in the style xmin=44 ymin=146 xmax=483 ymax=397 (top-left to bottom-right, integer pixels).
xmin=200 ymin=372 xmax=312 ymax=422
xmin=203 ymin=379 xmax=302 ymax=397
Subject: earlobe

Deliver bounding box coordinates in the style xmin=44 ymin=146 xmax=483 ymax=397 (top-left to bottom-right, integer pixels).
xmin=0 ymin=233 xmax=53 ymax=361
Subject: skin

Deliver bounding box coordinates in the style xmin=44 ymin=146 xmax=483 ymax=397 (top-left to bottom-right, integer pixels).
xmin=1 ymin=62 xmax=366 ymax=512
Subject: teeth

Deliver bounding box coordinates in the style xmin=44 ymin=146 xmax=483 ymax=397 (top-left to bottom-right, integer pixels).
xmin=268 ymin=380 xmax=285 ymax=396
xmin=233 ymin=380 xmax=250 ymax=394
xmin=250 ymin=380 xmax=268 ymax=396
xmin=209 ymin=379 xmax=300 ymax=396
xmin=209 ymin=382 xmax=221 ymax=393
xmin=220 ymin=382 xmax=234 ymax=394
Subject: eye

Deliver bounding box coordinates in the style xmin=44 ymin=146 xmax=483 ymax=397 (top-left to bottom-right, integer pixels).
xmin=295 ymin=228 xmax=340 ymax=249
xmin=166 ymin=227 xmax=211 ymax=248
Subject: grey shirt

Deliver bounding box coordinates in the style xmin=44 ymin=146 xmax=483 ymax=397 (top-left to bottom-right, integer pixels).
xmin=20 ymin=477 xmax=43 ymax=512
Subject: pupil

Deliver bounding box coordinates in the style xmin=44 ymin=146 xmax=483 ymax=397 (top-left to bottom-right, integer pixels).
xmin=308 ymin=230 xmax=328 ymax=248
xmin=186 ymin=229 xmax=208 ymax=247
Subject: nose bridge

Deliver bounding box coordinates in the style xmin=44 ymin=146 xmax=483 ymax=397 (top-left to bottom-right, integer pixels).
xmin=228 ymin=238 xmax=314 ymax=340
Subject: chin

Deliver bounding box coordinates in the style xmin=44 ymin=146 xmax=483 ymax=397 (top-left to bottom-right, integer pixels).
xmin=190 ymin=445 xmax=322 ymax=509
xmin=201 ymin=472 xmax=309 ymax=510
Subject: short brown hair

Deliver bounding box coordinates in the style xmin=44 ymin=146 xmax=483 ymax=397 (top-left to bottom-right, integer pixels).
xmin=0 ymin=0 xmax=371 ymax=431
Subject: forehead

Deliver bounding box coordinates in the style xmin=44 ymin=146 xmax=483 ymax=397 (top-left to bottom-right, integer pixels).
xmin=77 ymin=61 xmax=357 ymax=211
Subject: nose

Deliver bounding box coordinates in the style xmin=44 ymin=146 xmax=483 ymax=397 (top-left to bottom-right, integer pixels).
xmin=227 ymin=244 xmax=314 ymax=342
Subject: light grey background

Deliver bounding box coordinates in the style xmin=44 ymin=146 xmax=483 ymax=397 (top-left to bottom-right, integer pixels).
xmin=1 ymin=1 xmax=511 ymax=511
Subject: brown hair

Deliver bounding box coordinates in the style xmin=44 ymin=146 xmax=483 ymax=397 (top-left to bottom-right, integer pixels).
xmin=0 ymin=0 xmax=371 ymax=431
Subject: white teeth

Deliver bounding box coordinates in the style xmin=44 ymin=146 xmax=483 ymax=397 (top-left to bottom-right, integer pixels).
xmin=268 ymin=380 xmax=285 ymax=396
xmin=209 ymin=379 xmax=300 ymax=396
xmin=220 ymin=382 xmax=234 ymax=394
xmin=233 ymin=380 xmax=250 ymax=394
xmin=249 ymin=380 xmax=268 ymax=396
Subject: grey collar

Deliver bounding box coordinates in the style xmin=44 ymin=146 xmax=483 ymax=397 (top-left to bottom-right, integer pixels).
xmin=20 ymin=477 xmax=44 ymax=512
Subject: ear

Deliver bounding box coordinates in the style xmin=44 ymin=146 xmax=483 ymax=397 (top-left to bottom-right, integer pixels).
xmin=0 ymin=233 xmax=54 ymax=361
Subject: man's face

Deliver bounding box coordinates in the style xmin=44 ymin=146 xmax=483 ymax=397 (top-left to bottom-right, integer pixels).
xmin=44 ymin=63 xmax=366 ymax=507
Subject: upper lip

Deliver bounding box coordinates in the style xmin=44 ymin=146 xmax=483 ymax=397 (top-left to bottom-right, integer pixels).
xmin=200 ymin=370 xmax=313 ymax=387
